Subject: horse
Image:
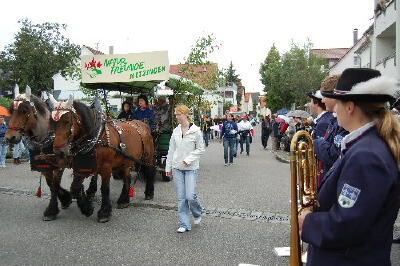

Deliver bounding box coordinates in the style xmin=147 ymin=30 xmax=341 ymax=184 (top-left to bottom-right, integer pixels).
xmin=4 ymin=85 xmax=96 ymax=221
xmin=52 ymin=95 xmax=155 ymax=223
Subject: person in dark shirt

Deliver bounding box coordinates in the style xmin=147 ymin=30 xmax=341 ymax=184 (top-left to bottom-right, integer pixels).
xmin=221 ymin=114 xmax=238 ymax=166
xmin=117 ymin=101 xmax=134 ymax=120
xmin=133 ymin=95 xmax=156 ymax=131
xmin=261 ymin=116 xmax=271 ymax=149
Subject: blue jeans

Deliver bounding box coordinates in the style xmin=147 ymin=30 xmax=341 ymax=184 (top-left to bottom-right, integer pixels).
xmin=233 ymin=137 xmax=239 ymax=156
xmin=13 ymin=141 xmax=24 ymax=158
xmin=0 ymin=143 xmax=8 ymax=166
xmin=203 ymin=131 xmax=209 ymax=147
xmin=173 ymin=169 xmax=204 ymax=230
xmin=240 ymin=134 xmax=250 ymax=154
xmin=223 ymin=137 xmax=236 ymax=163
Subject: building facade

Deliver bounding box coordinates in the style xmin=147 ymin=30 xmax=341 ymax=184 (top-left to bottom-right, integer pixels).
xmin=330 ymin=0 xmax=399 ymax=82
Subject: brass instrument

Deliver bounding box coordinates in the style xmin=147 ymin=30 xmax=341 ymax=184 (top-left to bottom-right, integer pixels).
xmin=289 ymin=130 xmax=319 ymax=266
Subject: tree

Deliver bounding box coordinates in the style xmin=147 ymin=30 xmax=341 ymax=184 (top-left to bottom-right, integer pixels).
xmin=225 ymin=61 xmax=239 ymax=85
xmin=171 ymin=34 xmax=222 ymax=124
xmin=259 ymin=41 xmax=327 ymax=112
xmin=0 ymin=19 xmax=81 ymax=95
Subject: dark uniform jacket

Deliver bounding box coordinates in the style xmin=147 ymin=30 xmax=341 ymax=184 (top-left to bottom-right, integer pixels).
xmin=302 ymin=126 xmax=400 ymax=266
xmin=314 ymin=117 xmax=348 ymax=185
xmin=312 ymin=112 xmax=334 ymax=139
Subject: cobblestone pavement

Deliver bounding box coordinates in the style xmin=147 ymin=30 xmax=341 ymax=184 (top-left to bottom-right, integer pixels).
xmin=0 ymin=125 xmax=399 ymax=265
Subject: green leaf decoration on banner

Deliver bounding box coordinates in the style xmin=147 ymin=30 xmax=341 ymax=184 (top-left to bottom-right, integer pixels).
xmin=92 ymin=68 xmax=102 ymax=75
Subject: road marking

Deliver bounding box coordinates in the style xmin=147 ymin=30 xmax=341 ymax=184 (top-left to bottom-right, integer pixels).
xmin=0 ymin=186 xmax=291 ymax=224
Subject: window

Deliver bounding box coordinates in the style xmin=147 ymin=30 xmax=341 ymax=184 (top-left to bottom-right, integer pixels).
xmin=354 ymin=56 xmax=360 ymax=66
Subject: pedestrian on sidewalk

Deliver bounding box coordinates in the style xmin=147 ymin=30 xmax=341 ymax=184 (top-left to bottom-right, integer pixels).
xmin=221 ymin=113 xmax=238 ymax=166
xmin=238 ymin=114 xmax=254 ymax=156
xmin=261 ymin=115 xmax=271 ymax=149
xmin=12 ymin=139 xmax=24 ymax=164
xmin=0 ymin=115 xmax=8 ymax=168
xmin=166 ymin=104 xmax=205 ymax=233
xmin=270 ymin=114 xmax=280 ymax=151
xmin=201 ymin=115 xmax=212 ymax=147
xmin=298 ymin=68 xmax=400 ymax=265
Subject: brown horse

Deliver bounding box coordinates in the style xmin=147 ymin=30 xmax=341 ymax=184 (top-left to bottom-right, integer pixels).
xmin=5 ymin=86 xmax=85 ymax=221
xmin=52 ymin=96 xmax=155 ymax=223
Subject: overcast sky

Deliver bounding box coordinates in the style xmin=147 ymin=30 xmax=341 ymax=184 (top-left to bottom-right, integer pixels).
xmin=0 ymin=0 xmax=374 ymax=92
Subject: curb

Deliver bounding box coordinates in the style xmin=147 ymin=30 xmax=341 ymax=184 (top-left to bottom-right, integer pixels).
xmin=274 ymin=152 xmax=290 ymax=164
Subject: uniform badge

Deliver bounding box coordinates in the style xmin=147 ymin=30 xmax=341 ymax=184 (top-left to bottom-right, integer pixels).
xmin=338 ymin=183 xmax=361 ymax=208
xmin=334 ymin=135 xmax=344 ymax=148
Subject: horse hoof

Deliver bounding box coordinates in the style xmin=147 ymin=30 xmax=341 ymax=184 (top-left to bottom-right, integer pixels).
xmin=61 ymin=200 xmax=72 ymax=209
xmin=117 ymin=203 xmax=129 ymax=209
xmin=43 ymin=215 xmax=57 ymax=221
xmin=98 ymin=217 xmax=110 ymax=223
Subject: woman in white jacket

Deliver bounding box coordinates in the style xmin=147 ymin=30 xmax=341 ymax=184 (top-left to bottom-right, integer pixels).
xmin=166 ymin=105 xmax=205 ymax=233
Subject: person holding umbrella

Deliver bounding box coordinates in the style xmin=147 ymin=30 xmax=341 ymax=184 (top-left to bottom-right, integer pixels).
xmin=308 ymin=90 xmax=334 ymax=139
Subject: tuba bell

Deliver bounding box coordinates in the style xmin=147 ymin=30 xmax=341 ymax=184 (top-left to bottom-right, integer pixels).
xmin=289 ymin=130 xmax=319 ymax=266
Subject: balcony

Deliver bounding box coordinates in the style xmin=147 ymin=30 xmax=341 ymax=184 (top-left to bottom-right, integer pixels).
xmin=376 ymin=52 xmax=397 ymax=78
xmin=375 ymin=0 xmax=397 ymax=37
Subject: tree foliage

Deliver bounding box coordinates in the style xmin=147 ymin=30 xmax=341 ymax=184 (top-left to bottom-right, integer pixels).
xmin=0 ymin=19 xmax=81 ymax=95
xmin=171 ymin=34 xmax=222 ymax=123
xmin=224 ymin=61 xmax=240 ymax=84
xmin=259 ymin=41 xmax=327 ymax=112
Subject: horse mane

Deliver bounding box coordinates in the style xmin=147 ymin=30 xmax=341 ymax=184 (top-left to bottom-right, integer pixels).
xmin=9 ymin=95 xmax=49 ymax=117
xmin=73 ymin=101 xmax=95 ymax=137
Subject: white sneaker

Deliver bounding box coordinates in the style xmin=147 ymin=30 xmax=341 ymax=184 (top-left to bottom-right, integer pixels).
xmin=224 ymin=163 xmax=228 ymax=166
xmin=193 ymin=216 xmax=202 ymax=225
xmin=0 ymin=165 xmax=5 ymax=168
xmin=177 ymin=227 xmax=189 ymax=233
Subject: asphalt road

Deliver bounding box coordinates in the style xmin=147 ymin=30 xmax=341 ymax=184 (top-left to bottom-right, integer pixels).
xmin=0 ymin=125 xmax=399 ymax=265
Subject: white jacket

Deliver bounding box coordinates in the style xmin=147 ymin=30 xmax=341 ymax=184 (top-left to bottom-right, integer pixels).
xmin=165 ymin=123 xmax=205 ymax=172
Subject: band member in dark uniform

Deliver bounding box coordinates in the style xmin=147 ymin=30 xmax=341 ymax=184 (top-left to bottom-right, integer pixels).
xmin=299 ymin=68 xmax=400 ymax=266
xmin=308 ymin=90 xmax=333 ymax=139
xmin=313 ymin=74 xmax=349 ymax=187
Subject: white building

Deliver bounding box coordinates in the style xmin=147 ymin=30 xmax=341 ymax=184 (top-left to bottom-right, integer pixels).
xmin=330 ymin=0 xmax=399 ymax=82
xmin=220 ymin=82 xmax=238 ymax=106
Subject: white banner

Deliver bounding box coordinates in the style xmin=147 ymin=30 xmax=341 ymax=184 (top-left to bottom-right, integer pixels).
xmin=81 ymin=51 xmax=169 ymax=83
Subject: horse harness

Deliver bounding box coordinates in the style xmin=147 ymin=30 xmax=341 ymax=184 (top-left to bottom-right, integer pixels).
xmin=8 ymin=98 xmax=39 ymax=134
xmin=54 ymin=104 xmax=155 ymax=169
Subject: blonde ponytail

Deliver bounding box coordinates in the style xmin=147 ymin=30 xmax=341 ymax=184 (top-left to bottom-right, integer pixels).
xmin=357 ymin=102 xmax=400 ymax=167
xmin=375 ymin=110 xmax=400 ymax=167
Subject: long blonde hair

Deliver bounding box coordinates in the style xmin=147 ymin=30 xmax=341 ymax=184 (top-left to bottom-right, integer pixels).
xmin=358 ymin=102 xmax=400 ymax=167
xmin=175 ymin=104 xmax=192 ymax=122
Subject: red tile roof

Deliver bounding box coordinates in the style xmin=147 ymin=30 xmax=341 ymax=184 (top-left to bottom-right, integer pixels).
xmin=169 ymin=63 xmax=218 ymax=89
xmin=169 ymin=64 xmax=218 ymax=76
xmin=311 ymin=48 xmax=350 ymax=60
xmin=82 ymin=45 xmax=104 ymax=55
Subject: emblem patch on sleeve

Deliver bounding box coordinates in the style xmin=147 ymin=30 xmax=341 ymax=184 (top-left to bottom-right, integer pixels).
xmin=338 ymin=183 xmax=361 ymax=208
xmin=334 ymin=135 xmax=344 ymax=148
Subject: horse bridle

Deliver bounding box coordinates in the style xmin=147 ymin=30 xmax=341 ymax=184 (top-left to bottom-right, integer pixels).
xmin=8 ymin=100 xmax=39 ymax=134
xmin=52 ymin=106 xmax=81 ymax=151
